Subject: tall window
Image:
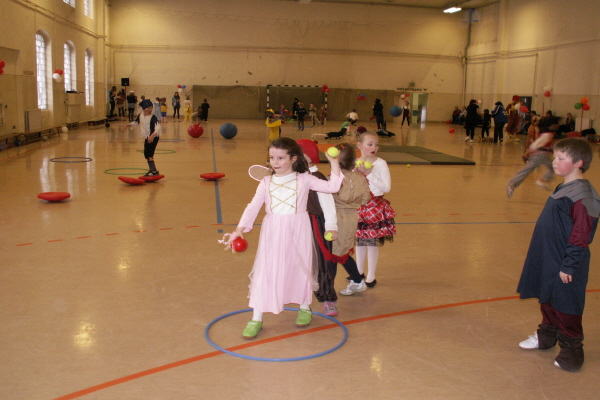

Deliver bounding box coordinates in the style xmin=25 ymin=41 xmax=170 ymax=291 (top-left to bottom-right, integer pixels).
xmin=36 ymin=32 xmax=48 ymax=110
xmin=84 ymin=0 xmax=93 ymax=18
xmin=64 ymin=42 xmax=76 ymax=92
xmin=85 ymin=49 xmax=94 ymax=106
xmin=63 ymin=0 xmax=75 ymax=7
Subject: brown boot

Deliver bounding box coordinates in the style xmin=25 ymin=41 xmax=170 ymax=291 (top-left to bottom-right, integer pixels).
xmin=537 ymin=323 xmax=559 ymax=350
xmin=554 ymin=332 xmax=584 ymax=372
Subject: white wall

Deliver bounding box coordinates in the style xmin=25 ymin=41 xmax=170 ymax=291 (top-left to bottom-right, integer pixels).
xmin=0 ymin=0 xmax=107 ymax=134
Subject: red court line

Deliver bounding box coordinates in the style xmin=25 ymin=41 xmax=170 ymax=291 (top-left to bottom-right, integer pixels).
xmin=16 ymin=243 xmax=33 ymax=246
xmin=51 ymin=294 xmax=533 ymax=400
xmin=186 ymin=225 xmax=200 ymax=228
xmin=105 ymin=233 xmax=120 ymax=236
xmin=159 ymin=228 xmax=173 ymax=230
xmin=48 ymin=239 xmax=63 ymax=243
xmin=77 ymin=236 xmax=92 ymax=239
xmin=133 ymin=230 xmax=147 ymax=233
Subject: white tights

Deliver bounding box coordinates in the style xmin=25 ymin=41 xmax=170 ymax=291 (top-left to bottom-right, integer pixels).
xmin=355 ymin=245 xmax=379 ymax=283
xmin=252 ymin=303 xmax=310 ymax=322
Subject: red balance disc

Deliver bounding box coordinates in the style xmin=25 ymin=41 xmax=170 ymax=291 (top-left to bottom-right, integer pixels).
xmin=38 ymin=192 xmax=71 ymax=202
xmin=200 ymin=173 xmax=225 ymax=181
xmin=138 ymin=175 xmax=164 ymax=182
xmin=118 ymin=176 xmax=145 ymax=185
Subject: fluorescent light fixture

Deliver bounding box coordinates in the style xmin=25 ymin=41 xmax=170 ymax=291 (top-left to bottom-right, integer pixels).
xmin=444 ymin=7 xmax=462 ymax=13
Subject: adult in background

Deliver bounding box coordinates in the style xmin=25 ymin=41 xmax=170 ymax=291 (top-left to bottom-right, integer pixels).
xmin=108 ymin=86 xmax=117 ymax=117
xmin=126 ymin=90 xmax=137 ymax=122
xmin=373 ymin=98 xmax=385 ymax=130
xmin=172 ymin=91 xmax=181 ymax=120
xmin=463 ymin=99 xmax=480 ymax=143
xmin=491 ymin=101 xmax=508 ymax=143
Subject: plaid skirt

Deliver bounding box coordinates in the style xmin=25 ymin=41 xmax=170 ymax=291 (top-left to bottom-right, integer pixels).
xmin=356 ymin=195 xmax=396 ymax=245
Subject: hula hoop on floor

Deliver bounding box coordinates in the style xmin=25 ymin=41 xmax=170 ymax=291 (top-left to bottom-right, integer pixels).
xmin=104 ymin=168 xmax=149 ymax=175
xmin=136 ymin=149 xmax=176 ymax=154
xmin=204 ymin=307 xmax=348 ymax=362
xmin=50 ymin=157 xmax=93 ymax=163
xmin=158 ymin=139 xmax=185 ymax=142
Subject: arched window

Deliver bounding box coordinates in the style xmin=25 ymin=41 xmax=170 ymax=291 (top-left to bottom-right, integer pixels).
xmin=36 ymin=31 xmax=49 ymax=110
xmin=64 ymin=41 xmax=76 ymax=92
xmin=84 ymin=0 xmax=93 ymax=18
xmin=85 ymin=49 xmax=94 ymax=106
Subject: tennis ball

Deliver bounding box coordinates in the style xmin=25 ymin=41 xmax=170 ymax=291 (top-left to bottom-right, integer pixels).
xmin=324 ymin=232 xmax=334 ymax=241
xmin=407 ymin=164 xmax=411 ymax=168
xmin=327 ymin=147 xmax=339 ymax=157
xmin=355 ymin=160 xmax=363 ymax=167
xmin=364 ymin=161 xmax=373 ymax=169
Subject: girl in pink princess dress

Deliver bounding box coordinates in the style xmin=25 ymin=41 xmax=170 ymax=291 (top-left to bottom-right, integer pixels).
xmin=231 ymin=137 xmax=343 ymax=339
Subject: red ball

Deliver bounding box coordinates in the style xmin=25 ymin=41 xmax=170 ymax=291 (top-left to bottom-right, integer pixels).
xmin=232 ymin=237 xmax=248 ymax=252
xmin=449 ymin=128 xmax=455 ymax=133
xmin=187 ymin=124 xmax=204 ymax=138
xmin=544 ymin=91 xmax=551 ymax=97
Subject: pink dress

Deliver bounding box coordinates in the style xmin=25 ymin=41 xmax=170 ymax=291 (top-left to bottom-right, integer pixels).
xmin=238 ymin=171 xmax=343 ymax=314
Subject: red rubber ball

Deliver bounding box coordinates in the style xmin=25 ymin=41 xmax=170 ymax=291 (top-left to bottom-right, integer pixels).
xmin=232 ymin=237 xmax=248 ymax=252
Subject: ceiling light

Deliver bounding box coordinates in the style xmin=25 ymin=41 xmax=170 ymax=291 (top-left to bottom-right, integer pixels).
xmin=444 ymin=7 xmax=462 ymax=13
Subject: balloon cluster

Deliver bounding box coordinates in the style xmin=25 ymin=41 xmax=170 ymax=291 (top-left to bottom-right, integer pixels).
xmin=400 ymin=93 xmax=410 ymax=100
xmin=321 ymin=84 xmax=330 ymax=93
xmin=0 ymin=60 xmax=5 ymax=76
xmin=53 ymin=69 xmax=64 ymax=82
xmin=357 ymin=93 xmax=366 ymax=100
xmin=512 ymin=95 xmax=520 ymax=102
xmin=574 ymin=97 xmax=590 ymax=111
xmin=520 ymin=105 xmax=529 ymax=113
xmin=177 ymin=84 xmax=186 ymax=94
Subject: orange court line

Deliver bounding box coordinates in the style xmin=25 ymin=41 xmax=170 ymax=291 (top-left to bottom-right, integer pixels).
xmin=48 ymin=239 xmax=63 ymax=243
xmin=159 ymin=228 xmax=173 ymax=230
xmin=106 ymin=233 xmax=120 ymax=236
xmin=51 ymin=293 xmax=569 ymax=400
xmin=16 ymin=243 xmax=33 ymax=246
xmin=186 ymin=225 xmax=200 ymax=228
xmin=133 ymin=230 xmax=147 ymax=233
xmin=76 ymin=236 xmax=92 ymax=239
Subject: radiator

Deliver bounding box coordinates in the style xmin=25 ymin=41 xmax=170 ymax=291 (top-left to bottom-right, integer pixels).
xmin=25 ymin=109 xmax=42 ymax=131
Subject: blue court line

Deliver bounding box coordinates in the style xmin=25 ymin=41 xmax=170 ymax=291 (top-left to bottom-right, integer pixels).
xmin=210 ymin=128 xmax=223 ymax=228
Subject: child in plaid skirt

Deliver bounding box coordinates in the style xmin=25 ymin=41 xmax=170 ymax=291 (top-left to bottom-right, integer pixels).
xmin=354 ymin=132 xmax=396 ymax=287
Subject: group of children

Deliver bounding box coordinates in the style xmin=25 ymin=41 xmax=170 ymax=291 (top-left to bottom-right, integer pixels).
xmin=230 ymin=131 xmax=395 ymax=339
xmin=229 ymin=125 xmax=599 ymax=373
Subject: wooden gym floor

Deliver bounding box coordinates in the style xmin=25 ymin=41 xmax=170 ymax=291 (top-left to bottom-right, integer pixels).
xmin=1 ymin=116 xmax=599 ymax=400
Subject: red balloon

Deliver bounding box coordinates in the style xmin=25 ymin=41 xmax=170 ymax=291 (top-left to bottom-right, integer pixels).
xmin=357 ymin=96 xmax=362 ymax=100
xmin=512 ymin=95 xmax=520 ymax=102
xmin=446 ymin=120 xmax=452 ymax=124
xmin=232 ymin=237 xmax=248 ymax=252
xmin=449 ymin=128 xmax=455 ymax=133
xmin=325 ymin=88 xmax=330 ymax=93
xmin=323 ymin=84 xmax=328 ymax=89
xmin=544 ymin=91 xmax=551 ymax=97
xmin=177 ymin=85 xmax=182 ymax=88
xmin=520 ymin=106 xmax=529 ymax=113
xmin=0 ymin=69 xmax=3 ymax=76
xmin=0 ymin=60 xmax=5 ymax=68
xmin=583 ymin=104 xmax=591 ymax=111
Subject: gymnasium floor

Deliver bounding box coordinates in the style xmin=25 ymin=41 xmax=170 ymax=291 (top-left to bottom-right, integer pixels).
xmin=1 ymin=116 xmax=599 ymax=400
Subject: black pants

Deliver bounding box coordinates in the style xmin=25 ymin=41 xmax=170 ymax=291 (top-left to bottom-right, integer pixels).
xmin=144 ymin=136 xmax=160 ymax=159
xmin=173 ymin=106 xmax=180 ymax=119
xmin=109 ymin=101 xmax=115 ymax=117
xmin=376 ymin=115 xmax=386 ymax=130
xmin=493 ymin=122 xmax=506 ymax=143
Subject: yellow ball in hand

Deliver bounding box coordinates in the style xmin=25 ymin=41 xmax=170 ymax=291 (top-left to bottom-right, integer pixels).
xmin=327 ymin=147 xmax=339 ymax=158
xmin=364 ymin=161 xmax=373 ymax=169
xmin=324 ymin=232 xmax=334 ymax=241
xmin=355 ymin=160 xmax=363 ymax=167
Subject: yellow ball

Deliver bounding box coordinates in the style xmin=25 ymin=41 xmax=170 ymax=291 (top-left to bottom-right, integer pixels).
xmin=407 ymin=164 xmax=411 ymax=168
xmin=364 ymin=161 xmax=373 ymax=169
xmin=324 ymin=232 xmax=333 ymax=241
xmin=327 ymin=147 xmax=339 ymax=157
xmin=355 ymin=160 xmax=363 ymax=167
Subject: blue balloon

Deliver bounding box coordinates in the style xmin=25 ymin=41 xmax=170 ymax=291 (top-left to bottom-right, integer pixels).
xmin=182 ymin=85 xmax=186 ymax=89
xmin=389 ymin=106 xmax=402 ymax=117
xmin=220 ymin=123 xmax=238 ymax=139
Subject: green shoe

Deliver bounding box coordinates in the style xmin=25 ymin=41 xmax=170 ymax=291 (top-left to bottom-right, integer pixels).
xmin=242 ymin=320 xmax=263 ymax=339
xmin=296 ymin=309 xmax=312 ymax=327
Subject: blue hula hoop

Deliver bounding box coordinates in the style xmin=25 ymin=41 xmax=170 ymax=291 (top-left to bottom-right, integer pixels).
xmin=204 ymin=307 xmax=348 ymax=362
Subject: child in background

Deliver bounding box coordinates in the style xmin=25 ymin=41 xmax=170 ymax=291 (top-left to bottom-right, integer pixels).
xmin=346 ymin=109 xmax=359 ymax=135
xmin=309 ymin=103 xmax=317 ymax=127
xmin=160 ymin=98 xmax=167 ymax=123
xmin=123 ymin=99 xmax=162 ymax=177
xmin=318 ymin=105 xmax=328 ymax=126
xmin=354 ymin=131 xmax=396 ymax=287
xmin=481 ymin=109 xmax=491 ymax=141
xmin=153 ymin=97 xmax=161 ymax=122
xmin=297 ymin=139 xmax=339 ymax=315
xmin=401 ymin=101 xmax=411 ymax=126
xmin=517 ymin=138 xmax=600 ymax=372
xmin=232 ymin=137 xmax=343 ymax=339
xmin=523 ymin=111 xmax=540 ymax=155
xmin=296 ymin=103 xmax=307 ymax=131
xmin=265 ymin=109 xmax=282 ymax=143
xmin=200 ymin=99 xmax=210 ymax=122
xmin=506 ymin=111 xmax=559 ymax=198
xmin=328 ymin=144 xmax=372 ymax=296
xmin=183 ymin=96 xmax=193 ymax=122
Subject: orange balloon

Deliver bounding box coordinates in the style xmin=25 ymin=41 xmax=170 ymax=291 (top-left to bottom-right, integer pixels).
xmin=581 ymin=97 xmax=589 ymax=104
